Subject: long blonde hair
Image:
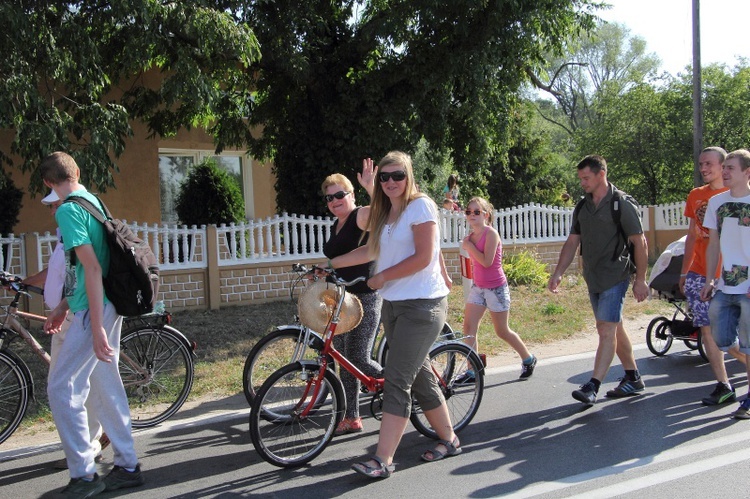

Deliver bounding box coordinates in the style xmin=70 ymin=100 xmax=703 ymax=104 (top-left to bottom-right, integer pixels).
xmin=366 ymin=151 xmax=425 ymax=258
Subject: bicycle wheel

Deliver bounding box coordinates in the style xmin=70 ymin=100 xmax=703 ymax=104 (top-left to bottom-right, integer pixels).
xmin=646 ymin=316 xmax=673 ymax=356
xmin=119 ymin=326 xmax=194 ymax=428
xmin=242 ymin=326 xmax=325 ymax=405
xmin=0 ymin=349 xmax=30 ymax=445
xmin=250 ymin=362 xmax=344 ymax=468
xmin=410 ymin=342 xmax=484 ymax=440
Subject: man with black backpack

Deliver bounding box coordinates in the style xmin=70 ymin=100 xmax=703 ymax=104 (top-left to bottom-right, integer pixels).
xmin=40 ymin=152 xmax=144 ymax=497
xmin=547 ymin=155 xmax=649 ymax=406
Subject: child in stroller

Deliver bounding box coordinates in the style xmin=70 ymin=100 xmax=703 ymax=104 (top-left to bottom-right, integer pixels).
xmin=647 ymin=237 xmax=708 ymax=361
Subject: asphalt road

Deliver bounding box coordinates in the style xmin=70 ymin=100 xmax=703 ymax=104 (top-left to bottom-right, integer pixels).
xmin=2 ymin=342 xmax=749 ymax=498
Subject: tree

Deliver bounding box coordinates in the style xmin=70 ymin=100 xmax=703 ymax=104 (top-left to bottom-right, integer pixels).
xmin=0 ymin=170 xmax=23 ymax=235
xmin=0 ymin=1 xmax=260 ymax=195
xmin=576 ymin=81 xmax=693 ymax=205
xmin=175 ymin=159 xmax=245 ymax=226
xmin=531 ymin=21 xmax=661 ymax=134
xmin=237 ymin=0 xmax=598 ymax=216
xmin=699 ymin=61 xmax=750 ymax=151
xmin=486 ymin=101 xmax=572 ymax=208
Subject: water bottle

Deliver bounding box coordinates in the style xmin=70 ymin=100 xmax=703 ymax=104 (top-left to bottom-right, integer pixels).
xmin=153 ymin=300 xmax=166 ymax=315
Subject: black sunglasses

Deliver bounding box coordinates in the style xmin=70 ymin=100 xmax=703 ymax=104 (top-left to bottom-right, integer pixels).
xmin=378 ymin=170 xmax=407 ymax=183
xmin=464 ymin=209 xmax=483 ymax=216
xmin=324 ymin=191 xmax=350 ymax=202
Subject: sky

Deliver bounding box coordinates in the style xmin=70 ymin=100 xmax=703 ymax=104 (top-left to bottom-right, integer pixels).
xmin=597 ymin=0 xmax=750 ymax=76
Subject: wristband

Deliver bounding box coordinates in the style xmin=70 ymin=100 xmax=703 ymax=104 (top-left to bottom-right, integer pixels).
xmin=327 ymin=258 xmax=333 ymax=269
xmin=680 ymin=273 xmax=687 ymax=277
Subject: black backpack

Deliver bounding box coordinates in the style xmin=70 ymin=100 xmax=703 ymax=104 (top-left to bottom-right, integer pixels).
xmin=572 ymin=188 xmax=638 ymax=273
xmin=64 ymin=196 xmax=160 ymax=316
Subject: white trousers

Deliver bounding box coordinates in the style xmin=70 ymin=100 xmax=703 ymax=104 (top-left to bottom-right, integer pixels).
xmin=47 ymin=302 xmax=137 ymax=478
xmin=49 ymin=313 xmax=103 ymax=447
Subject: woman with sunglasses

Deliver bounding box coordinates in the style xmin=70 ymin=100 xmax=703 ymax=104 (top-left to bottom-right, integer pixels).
xmin=321 ymin=168 xmax=384 ymax=436
xmin=460 ymin=197 xmax=536 ymax=381
xmin=330 ymin=151 xmax=458 ymax=479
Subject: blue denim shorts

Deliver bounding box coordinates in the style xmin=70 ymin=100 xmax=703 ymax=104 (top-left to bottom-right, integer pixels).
xmin=708 ymin=291 xmax=750 ymax=354
xmin=684 ymin=272 xmax=710 ymax=327
xmin=466 ymin=283 xmax=511 ymax=313
xmin=588 ymin=278 xmax=629 ymax=323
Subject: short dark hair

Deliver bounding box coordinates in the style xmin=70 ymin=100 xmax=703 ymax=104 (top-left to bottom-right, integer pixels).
xmin=701 ymin=146 xmax=727 ymax=162
xmin=576 ymin=155 xmax=607 ymax=174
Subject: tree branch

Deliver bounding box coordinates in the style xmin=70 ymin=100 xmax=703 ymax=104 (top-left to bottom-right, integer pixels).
xmin=530 ymin=101 xmax=574 ymax=136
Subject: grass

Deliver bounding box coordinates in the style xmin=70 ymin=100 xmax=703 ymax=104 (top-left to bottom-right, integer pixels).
xmin=8 ymin=275 xmax=671 ymax=436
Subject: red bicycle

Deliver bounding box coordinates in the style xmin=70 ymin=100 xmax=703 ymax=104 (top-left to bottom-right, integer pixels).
xmin=249 ymin=265 xmax=484 ymax=468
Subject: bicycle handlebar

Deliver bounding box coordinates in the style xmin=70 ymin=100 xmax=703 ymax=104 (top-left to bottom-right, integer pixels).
xmin=1 ymin=271 xmax=44 ymax=296
xmin=292 ymin=263 xmax=366 ymax=288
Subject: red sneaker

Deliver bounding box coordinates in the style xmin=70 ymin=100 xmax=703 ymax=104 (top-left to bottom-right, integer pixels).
xmin=335 ymin=417 xmax=363 ymax=435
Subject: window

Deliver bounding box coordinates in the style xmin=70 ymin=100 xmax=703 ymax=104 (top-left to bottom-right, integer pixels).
xmin=159 ymin=150 xmax=254 ymax=223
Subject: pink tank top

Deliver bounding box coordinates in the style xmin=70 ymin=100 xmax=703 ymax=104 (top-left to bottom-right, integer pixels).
xmin=471 ymin=227 xmax=507 ymax=288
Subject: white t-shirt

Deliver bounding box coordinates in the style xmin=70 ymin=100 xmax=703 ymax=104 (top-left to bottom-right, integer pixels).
xmin=375 ymin=196 xmax=450 ymax=301
xmin=44 ymin=229 xmax=66 ymax=309
xmin=703 ymin=191 xmax=750 ymax=294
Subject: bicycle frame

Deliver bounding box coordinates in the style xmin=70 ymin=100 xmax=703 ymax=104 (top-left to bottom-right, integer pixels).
xmin=292 ymin=272 xmax=455 ymax=420
xmin=0 ymin=280 xmax=179 ymax=394
xmin=0 ymin=286 xmax=52 ymax=365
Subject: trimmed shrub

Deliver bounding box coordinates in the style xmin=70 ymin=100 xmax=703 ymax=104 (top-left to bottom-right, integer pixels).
xmin=0 ymin=170 xmax=23 ymax=235
xmin=175 ymin=158 xmax=245 ymax=226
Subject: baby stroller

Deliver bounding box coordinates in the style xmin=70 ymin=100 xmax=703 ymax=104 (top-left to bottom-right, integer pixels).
xmin=646 ymin=237 xmax=708 ymax=361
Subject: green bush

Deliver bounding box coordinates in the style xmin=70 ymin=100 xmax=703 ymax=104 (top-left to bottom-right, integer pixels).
xmin=503 ymin=250 xmax=549 ymax=287
xmin=0 ymin=170 xmax=23 ymax=235
xmin=175 ymin=158 xmax=245 ymax=226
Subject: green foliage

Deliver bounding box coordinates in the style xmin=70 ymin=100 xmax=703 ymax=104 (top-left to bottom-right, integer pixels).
xmin=239 ymin=0 xmax=598 ymax=216
xmin=695 ymin=62 xmax=750 ymax=152
xmin=541 ymin=302 xmax=565 ymax=315
xmin=412 ymin=139 xmax=455 ymax=205
xmin=576 ymin=81 xmax=693 ymax=205
xmin=0 ymin=1 xmax=260 ymax=195
xmin=0 ymin=171 xmax=23 ymax=235
xmin=487 ymin=101 xmax=571 ymax=207
xmin=175 ymin=159 xmax=245 ymax=226
xmin=531 ymin=17 xmax=750 ymax=205
xmin=532 ymin=21 xmax=661 ymax=134
xmin=503 ymin=251 xmax=549 ymax=287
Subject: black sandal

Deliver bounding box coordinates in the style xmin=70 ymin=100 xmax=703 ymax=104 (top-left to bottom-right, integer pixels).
xmin=351 ymin=455 xmax=395 ymax=479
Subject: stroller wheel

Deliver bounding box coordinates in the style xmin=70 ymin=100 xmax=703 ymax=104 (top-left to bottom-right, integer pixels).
xmin=647 ymin=316 xmax=673 ymax=356
xmin=684 ymin=339 xmax=699 ymax=350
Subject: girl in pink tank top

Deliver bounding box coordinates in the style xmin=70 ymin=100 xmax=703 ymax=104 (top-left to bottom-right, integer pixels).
xmin=461 ymin=197 xmax=537 ymax=380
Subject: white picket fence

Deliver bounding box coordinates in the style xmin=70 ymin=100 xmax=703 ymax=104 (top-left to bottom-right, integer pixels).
xmin=1 ymin=202 xmax=686 ymax=274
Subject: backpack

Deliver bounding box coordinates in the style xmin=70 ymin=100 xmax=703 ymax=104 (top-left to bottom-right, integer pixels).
xmin=572 ymin=188 xmax=638 ymax=273
xmin=64 ymin=196 xmax=160 ymax=316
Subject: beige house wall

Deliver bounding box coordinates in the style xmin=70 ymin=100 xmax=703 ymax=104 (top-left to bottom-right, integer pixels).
xmin=3 ymin=86 xmax=277 ymax=236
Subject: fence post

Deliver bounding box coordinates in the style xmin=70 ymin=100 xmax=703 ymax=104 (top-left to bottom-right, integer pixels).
xmin=23 ymin=233 xmax=45 ymax=316
xmin=206 ymin=225 xmax=221 ymax=310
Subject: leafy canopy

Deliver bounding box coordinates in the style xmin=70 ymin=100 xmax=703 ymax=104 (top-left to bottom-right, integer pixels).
xmin=236 ymin=0 xmax=598 ymax=215
xmin=0 ymin=1 xmax=260 ymax=195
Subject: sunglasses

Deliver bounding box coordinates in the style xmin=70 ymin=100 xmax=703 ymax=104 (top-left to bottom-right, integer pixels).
xmin=378 ymin=170 xmax=407 ymax=183
xmin=324 ymin=191 xmax=350 ymax=203
xmin=464 ymin=209 xmax=483 ymax=216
